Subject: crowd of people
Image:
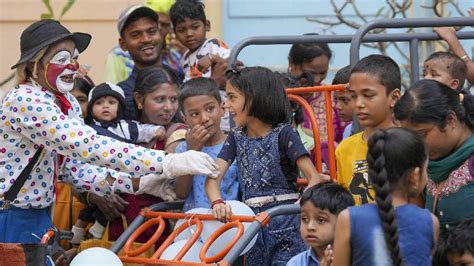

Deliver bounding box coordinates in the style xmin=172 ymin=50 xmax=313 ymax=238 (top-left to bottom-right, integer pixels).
xmin=0 ymin=0 xmax=473 ymax=265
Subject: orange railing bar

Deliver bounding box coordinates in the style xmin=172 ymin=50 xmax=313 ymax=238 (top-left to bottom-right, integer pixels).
xmin=41 ymin=230 xmax=55 ymax=244
xmin=287 ymin=94 xmax=322 ymax=173
xmin=123 ymin=216 xmax=165 ymax=257
xmin=286 ymin=84 xmax=347 ymax=181
xmin=199 ymin=221 xmax=244 ymax=263
xmin=120 ymin=256 xmax=208 ymax=265
xmin=151 ymin=217 xmax=203 ymax=260
xmin=138 ymin=208 xmax=254 ymax=222
xmin=118 ymin=210 xmax=255 ymax=265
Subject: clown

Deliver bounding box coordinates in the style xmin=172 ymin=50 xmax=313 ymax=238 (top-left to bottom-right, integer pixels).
xmin=44 ymin=48 xmax=80 ymax=94
xmin=1 ymin=19 xmax=219 ymax=245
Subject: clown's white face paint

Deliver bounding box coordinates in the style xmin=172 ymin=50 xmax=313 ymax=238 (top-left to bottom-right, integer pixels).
xmin=45 ymin=49 xmax=79 ymax=93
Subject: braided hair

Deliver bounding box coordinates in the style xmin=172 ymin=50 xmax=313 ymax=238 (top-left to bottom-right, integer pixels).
xmin=367 ymin=128 xmax=427 ymax=266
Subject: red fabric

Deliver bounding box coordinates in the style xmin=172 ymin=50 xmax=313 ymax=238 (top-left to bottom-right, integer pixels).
xmin=54 ymin=92 xmax=72 ymax=115
xmin=152 ymin=140 xmax=165 ymax=150
xmin=53 ymin=92 xmax=72 ymax=204
xmin=0 ymin=244 xmax=26 ymax=265
xmin=108 ymin=193 xmax=170 ymax=247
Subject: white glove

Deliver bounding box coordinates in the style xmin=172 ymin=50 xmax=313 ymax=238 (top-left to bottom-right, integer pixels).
xmin=136 ymin=174 xmax=177 ymax=201
xmin=162 ymin=150 xmax=219 ymax=178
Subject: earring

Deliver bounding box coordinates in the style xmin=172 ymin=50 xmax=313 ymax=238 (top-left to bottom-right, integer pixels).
xmin=137 ymin=104 xmax=142 ymax=110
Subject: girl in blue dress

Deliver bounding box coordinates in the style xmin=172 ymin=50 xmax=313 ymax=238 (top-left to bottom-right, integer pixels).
xmin=206 ymin=67 xmax=324 ymax=265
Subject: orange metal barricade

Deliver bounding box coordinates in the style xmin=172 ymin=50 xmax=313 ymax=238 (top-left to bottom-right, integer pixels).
xmin=286 ymin=84 xmax=347 ymax=182
xmin=117 ymin=208 xmax=255 ymax=265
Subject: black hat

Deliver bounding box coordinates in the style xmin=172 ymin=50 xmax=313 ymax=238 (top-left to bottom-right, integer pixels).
xmin=11 ymin=19 xmax=91 ymax=69
xmin=87 ymin=82 xmax=126 ymax=118
xmin=117 ymin=5 xmax=158 ymax=36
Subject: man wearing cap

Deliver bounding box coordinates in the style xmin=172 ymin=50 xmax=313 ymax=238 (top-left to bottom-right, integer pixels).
xmin=1 ymin=19 xmax=219 ymax=244
xmin=105 ymin=0 xmax=184 ymax=84
xmin=114 ymin=4 xmax=183 ymax=121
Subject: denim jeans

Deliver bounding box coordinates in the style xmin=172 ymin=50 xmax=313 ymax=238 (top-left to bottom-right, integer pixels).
xmin=245 ymin=201 xmax=306 ymax=266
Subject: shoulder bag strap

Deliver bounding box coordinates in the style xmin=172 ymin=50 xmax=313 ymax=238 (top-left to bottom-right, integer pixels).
xmin=4 ymin=148 xmax=43 ymax=201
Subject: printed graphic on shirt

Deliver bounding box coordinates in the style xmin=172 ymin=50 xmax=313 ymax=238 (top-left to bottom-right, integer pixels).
xmin=349 ymin=160 xmax=373 ymax=204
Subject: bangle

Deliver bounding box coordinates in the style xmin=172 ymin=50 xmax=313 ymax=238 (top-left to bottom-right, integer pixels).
xmin=211 ymin=199 xmax=225 ymax=209
xmin=460 ymin=55 xmax=469 ymax=61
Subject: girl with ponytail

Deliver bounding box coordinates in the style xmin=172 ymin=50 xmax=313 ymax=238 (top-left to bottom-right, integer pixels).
xmin=394 ymin=79 xmax=474 ymax=230
xmin=332 ymin=128 xmax=439 ymax=265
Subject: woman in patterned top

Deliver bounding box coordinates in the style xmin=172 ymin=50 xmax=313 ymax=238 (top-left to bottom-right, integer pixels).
xmin=395 ymin=79 xmax=474 ymax=230
xmin=0 ymin=19 xmax=218 ymax=244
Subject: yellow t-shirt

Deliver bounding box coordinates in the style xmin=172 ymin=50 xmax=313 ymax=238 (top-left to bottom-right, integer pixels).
xmin=336 ymin=132 xmax=375 ymax=205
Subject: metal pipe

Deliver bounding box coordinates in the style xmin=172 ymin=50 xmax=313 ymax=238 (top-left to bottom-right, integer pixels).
xmin=410 ymin=38 xmax=420 ymax=84
xmin=350 ymin=17 xmax=474 ymax=66
xmin=228 ymin=31 xmax=474 ymax=68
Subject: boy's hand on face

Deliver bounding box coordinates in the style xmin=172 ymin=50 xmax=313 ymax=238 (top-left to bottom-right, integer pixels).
xmin=186 ymin=124 xmax=211 ymax=151
xmin=155 ymin=127 xmax=167 ymax=141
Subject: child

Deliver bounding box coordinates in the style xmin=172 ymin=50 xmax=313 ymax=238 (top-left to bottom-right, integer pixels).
xmin=170 ymin=0 xmax=230 ymax=82
xmin=287 ymin=182 xmax=355 ymax=266
xmin=170 ymin=0 xmax=232 ymax=132
xmin=86 ymin=82 xmax=166 ymax=144
xmin=394 ymin=79 xmax=474 ymax=230
xmin=332 ymin=65 xmax=354 ymax=140
xmin=336 ymin=54 xmax=401 ymax=205
xmin=287 ymin=36 xmax=347 ymax=143
xmin=175 ymin=77 xmax=239 ymax=211
xmin=423 ymin=51 xmax=467 ymax=93
xmin=433 ymin=26 xmax=474 ymax=85
xmin=333 ymin=128 xmax=440 ymax=265
xmin=206 ymin=67 xmax=324 ymax=265
xmin=71 ymin=82 xmax=167 ymax=243
xmin=442 ymin=219 xmax=474 ymax=265
xmin=71 ymin=75 xmax=94 ymax=119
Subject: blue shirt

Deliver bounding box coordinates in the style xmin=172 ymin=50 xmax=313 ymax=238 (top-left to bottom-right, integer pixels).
xmin=117 ymin=67 xmax=139 ymax=120
xmin=175 ymin=142 xmax=240 ymax=211
xmin=287 ymin=248 xmax=320 ymax=266
xmin=342 ymin=122 xmax=353 ymax=140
